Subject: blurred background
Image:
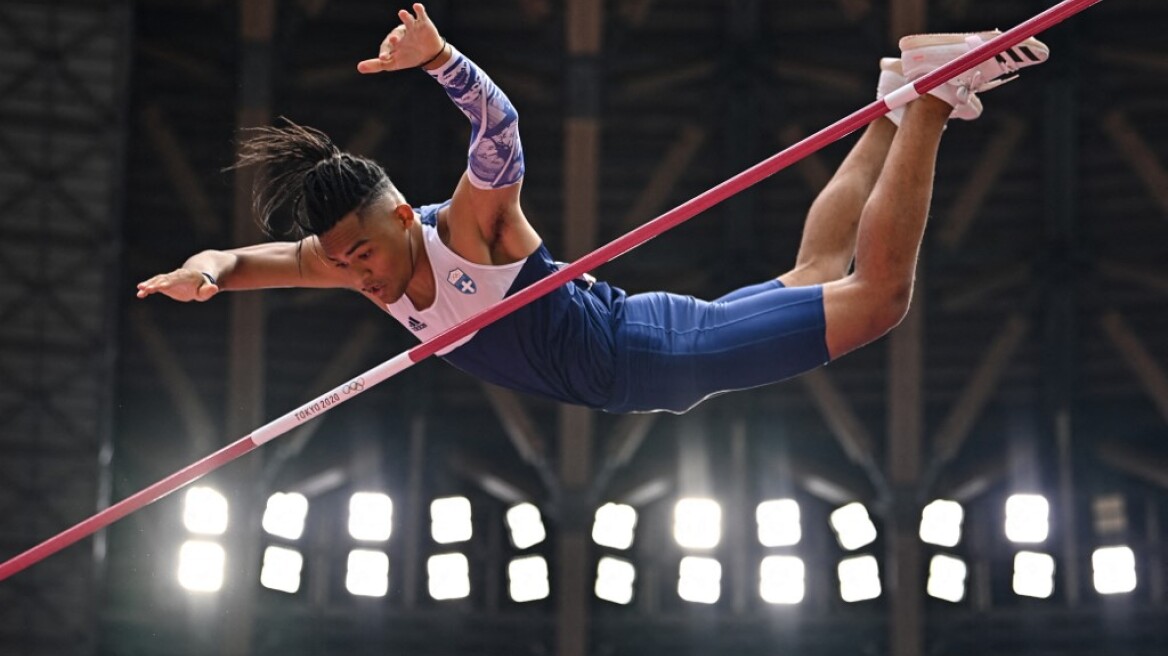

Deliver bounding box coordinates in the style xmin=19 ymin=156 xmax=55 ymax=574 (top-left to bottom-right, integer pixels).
xmin=2 ymin=0 xmax=1167 ymax=654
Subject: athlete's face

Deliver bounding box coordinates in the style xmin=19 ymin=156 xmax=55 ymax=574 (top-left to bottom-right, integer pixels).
xmin=317 ymin=201 xmax=415 ymax=304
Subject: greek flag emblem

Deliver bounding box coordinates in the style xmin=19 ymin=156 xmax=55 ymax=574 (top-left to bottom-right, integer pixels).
xmin=447 ymin=268 xmax=477 ymax=295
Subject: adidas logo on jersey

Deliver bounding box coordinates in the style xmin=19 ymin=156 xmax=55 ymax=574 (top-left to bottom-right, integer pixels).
xmin=408 ymin=316 xmax=427 ymax=332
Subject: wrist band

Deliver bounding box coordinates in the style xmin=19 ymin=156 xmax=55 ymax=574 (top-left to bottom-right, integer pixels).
xmin=420 ymin=37 xmax=447 ymax=68
xmin=200 ymin=272 xmax=217 ymax=286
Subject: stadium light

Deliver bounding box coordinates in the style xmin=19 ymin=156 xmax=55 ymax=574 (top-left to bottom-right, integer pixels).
xmin=428 ymin=552 xmax=471 ymax=600
xmin=1093 ymin=546 xmax=1137 ymax=595
xmin=508 ymin=555 xmax=550 ymax=602
xmin=926 ymin=554 xmax=967 ymax=603
xmin=431 ymin=496 xmax=473 ymax=544
xmin=838 ymin=555 xmax=881 ymax=602
xmin=348 ymin=493 xmax=393 ymax=542
xmin=678 ymin=556 xmax=721 ymax=604
xmin=346 ymin=549 xmax=389 ymax=597
xmin=178 ymin=540 xmax=225 ymax=593
xmin=830 ymin=503 xmax=878 ymax=551
xmin=757 ymin=499 xmax=801 ymax=547
xmin=262 ymin=492 xmax=308 ymax=541
xmin=595 ymin=556 xmax=636 ymax=605
xmin=260 ymin=545 xmax=303 ymax=594
xmin=760 ymin=555 xmax=805 ymax=605
xmin=506 ymin=503 xmax=546 ymax=550
xmin=592 ymin=503 xmax=637 ymax=550
xmin=674 ymin=498 xmax=721 ymax=550
xmin=1005 ymin=494 xmax=1049 ymax=543
xmin=1012 ymin=551 xmax=1055 ymax=598
xmin=182 ymin=487 xmax=228 ymax=536
xmin=919 ymin=499 xmax=963 ymax=548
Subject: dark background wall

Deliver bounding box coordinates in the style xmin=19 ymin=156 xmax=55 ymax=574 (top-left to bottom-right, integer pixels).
xmin=2 ymin=1 xmax=1167 ymax=655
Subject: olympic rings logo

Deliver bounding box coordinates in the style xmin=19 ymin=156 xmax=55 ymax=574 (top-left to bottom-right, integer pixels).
xmin=342 ymin=378 xmax=366 ymax=394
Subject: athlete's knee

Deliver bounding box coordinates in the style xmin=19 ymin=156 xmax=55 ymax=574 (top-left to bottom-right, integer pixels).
xmin=823 ymin=276 xmax=913 ymax=356
xmin=869 ymin=278 xmax=913 ymax=332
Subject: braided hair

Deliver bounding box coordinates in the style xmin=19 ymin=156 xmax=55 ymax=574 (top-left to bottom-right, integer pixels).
xmin=233 ymin=118 xmax=395 ymax=239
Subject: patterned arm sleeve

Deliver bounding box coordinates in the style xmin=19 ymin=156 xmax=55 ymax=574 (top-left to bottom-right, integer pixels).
xmin=426 ymin=46 xmax=524 ymax=190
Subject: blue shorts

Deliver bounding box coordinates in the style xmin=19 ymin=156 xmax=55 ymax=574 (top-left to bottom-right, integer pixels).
xmin=604 ymin=280 xmax=829 ymax=413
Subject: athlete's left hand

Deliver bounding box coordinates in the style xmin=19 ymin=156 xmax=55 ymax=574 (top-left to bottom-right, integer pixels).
xmin=357 ymin=3 xmax=444 ymax=74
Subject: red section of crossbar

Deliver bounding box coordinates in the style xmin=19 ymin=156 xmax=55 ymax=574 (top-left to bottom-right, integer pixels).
xmin=0 ymin=0 xmax=1102 ymax=583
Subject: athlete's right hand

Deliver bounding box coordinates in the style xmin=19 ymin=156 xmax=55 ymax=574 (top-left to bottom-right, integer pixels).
xmin=136 ymin=269 xmax=220 ymax=302
xmin=357 ymin=3 xmax=444 ymax=74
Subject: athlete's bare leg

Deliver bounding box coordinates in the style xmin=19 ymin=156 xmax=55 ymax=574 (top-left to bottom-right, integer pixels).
xmin=778 ymin=117 xmax=897 ymax=288
xmin=820 ymin=96 xmax=951 ymax=358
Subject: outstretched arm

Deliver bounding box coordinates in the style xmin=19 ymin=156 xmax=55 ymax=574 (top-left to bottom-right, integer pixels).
xmin=357 ymin=4 xmax=536 ymax=260
xmin=356 ymin=4 xmax=523 ymax=189
xmin=136 ymin=239 xmax=350 ymax=302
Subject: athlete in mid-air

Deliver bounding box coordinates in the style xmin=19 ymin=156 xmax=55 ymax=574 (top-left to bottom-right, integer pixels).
xmin=137 ymin=4 xmax=1049 ymax=413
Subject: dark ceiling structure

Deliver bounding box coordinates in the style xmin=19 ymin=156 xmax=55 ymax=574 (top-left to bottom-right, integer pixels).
xmin=2 ymin=0 xmax=1167 ymax=655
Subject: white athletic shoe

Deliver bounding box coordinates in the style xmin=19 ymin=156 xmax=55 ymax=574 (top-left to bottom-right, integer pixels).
xmin=900 ymin=30 xmax=1050 ymax=111
xmin=877 ymin=57 xmax=982 ymax=125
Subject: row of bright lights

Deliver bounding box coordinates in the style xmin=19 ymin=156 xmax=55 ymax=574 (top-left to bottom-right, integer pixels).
xmin=680 ymin=494 xmax=1058 ymax=551
xmin=179 ymin=544 xmax=613 ymax=602
xmin=185 ymin=490 xmax=550 ymax=549
xmin=175 ymin=542 xmax=789 ymax=604
xmin=179 ymin=489 xmax=1136 ymax=602
xmin=178 ymin=543 xmax=1141 ymax=603
xmin=186 ymin=489 xmax=1058 ymax=553
xmin=679 ymin=498 xmax=952 ymax=551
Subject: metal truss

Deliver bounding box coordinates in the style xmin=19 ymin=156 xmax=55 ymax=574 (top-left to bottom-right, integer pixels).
xmin=0 ymin=2 xmax=130 ymax=655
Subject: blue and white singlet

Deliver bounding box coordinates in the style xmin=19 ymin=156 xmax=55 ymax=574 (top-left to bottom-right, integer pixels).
xmin=382 ymin=202 xmax=623 ymax=409
xmin=381 ymin=202 xmax=831 ymax=414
